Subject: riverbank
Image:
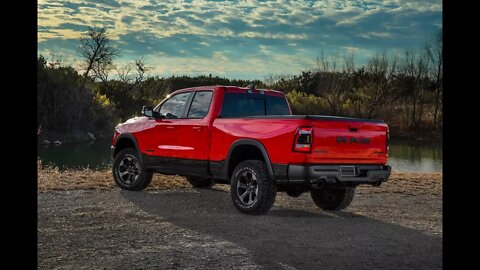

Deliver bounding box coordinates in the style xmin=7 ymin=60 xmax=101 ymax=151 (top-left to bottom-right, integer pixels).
xmin=38 ymin=138 xmax=443 ymax=173
xmin=38 ymin=167 xmax=442 ymax=195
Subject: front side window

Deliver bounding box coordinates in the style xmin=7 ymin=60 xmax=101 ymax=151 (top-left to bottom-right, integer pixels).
xmin=159 ymin=92 xmax=191 ymax=118
xmin=188 ymin=91 xmax=213 ymax=118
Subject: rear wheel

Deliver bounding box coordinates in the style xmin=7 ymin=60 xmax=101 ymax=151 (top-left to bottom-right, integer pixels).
xmin=112 ymin=148 xmax=152 ymax=191
xmin=230 ymin=160 xmax=277 ymax=215
xmin=310 ymin=187 xmax=355 ymax=211
xmin=186 ymin=176 xmax=215 ymax=188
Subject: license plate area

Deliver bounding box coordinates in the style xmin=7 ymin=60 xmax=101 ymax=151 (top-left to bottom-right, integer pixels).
xmin=340 ymin=166 xmax=356 ymax=177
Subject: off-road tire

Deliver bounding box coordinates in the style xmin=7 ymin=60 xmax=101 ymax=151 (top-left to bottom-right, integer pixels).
xmin=230 ymin=160 xmax=277 ymax=215
xmin=186 ymin=176 xmax=215 ymax=188
xmin=310 ymin=187 xmax=355 ymax=211
xmin=112 ymin=148 xmax=153 ymax=191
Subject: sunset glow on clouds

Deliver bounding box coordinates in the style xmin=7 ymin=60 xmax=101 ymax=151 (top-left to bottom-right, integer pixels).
xmin=38 ymin=0 xmax=442 ymax=79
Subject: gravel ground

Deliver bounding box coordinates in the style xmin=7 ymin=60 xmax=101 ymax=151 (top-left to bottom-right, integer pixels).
xmin=38 ymin=170 xmax=442 ymax=269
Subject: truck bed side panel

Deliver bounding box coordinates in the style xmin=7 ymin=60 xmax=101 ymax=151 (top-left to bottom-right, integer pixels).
xmin=211 ymin=118 xmax=388 ymax=165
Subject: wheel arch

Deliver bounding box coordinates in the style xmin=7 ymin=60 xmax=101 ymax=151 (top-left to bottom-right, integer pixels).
xmin=226 ymin=139 xmax=275 ymax=181
xmin=113 ymin=133 xmax=143 ymax=166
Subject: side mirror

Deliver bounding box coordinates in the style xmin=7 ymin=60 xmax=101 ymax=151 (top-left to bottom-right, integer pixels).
xmin=142 ymin=106 xmax=154 ymax=117
xmin=143 ymin=106 xmax=164 ymax=118
xmin=142 ymin=106 xmax=164 ymax=118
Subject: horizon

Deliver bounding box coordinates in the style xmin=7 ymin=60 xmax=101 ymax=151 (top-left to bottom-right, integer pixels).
xmin=38 ymin=0 xmax=442 ymax=80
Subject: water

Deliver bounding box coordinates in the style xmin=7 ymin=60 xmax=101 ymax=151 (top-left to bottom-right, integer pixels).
xmin=37 ymin=140 xmax=442 ymax=173
xmin=38 ymin=140 xmax=113 ymax=170
xmin=388 ymin=142 xmax=442 ymax=173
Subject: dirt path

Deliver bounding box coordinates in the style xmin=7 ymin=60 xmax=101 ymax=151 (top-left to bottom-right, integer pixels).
xmin=38 ymin=170 xmax=442 ymax=269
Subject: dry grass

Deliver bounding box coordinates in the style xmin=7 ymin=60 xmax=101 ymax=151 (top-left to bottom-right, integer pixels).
xmin=38 ymin=166 xmax=189 ymax=191
xmin=357 ymin=172 xmax=442 ymax=195
xmin=38 ymin=164 xmax=442 ymax=195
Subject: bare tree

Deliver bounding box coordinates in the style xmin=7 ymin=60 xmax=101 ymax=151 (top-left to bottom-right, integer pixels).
xmin=313 ymin=50 xmax=355 ymax=115
xmin=342 ymin=51 xmax=355 ymax=74
xmin=364 ymin=51 xmax=398 ymax=118
xmin=116 ymin=58 xmax=153 ymax=86
xmin=47 ymin=52 xmax=63 ymax=69
xmin=424 ymin=30 xmax=443 ymax=129
xmin=78 ymin=27 xmax=119 ymax=80
xmin=398 ymin=49 xmax=431 ymax=130
xmin=347 ymin=51 xmax=397 ymax=119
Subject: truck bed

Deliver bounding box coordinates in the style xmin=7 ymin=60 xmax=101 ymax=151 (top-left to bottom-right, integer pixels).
xmin=211 ymin=115 xmax=388 ymax=165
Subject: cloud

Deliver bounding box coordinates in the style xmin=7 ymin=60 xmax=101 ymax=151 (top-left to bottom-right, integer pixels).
xmin=37 ymin=0 xmax=442 ymax=79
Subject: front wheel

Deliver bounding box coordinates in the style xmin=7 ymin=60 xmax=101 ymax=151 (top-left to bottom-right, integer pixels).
xmin=310 ymin=187 xmax=355 ymax=211
xmin=230 ymin=160 xmax=277 ymax=215
xmin=112 ymin=148 xmax=152 ymax=191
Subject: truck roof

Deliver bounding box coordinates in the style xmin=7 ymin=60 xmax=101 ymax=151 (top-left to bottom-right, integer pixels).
xmin=172 ymin=85 xmax=285 ymax=96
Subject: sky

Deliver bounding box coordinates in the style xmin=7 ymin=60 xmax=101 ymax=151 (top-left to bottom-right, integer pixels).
xmin=38 ymin=0 xmax=442 ymax=80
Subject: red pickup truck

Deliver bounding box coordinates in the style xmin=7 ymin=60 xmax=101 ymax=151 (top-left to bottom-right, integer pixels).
xmin=111 ymin=85 xmax=391 ymax=214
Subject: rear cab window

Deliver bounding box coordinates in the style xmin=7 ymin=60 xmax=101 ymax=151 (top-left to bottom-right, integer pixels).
xmin=221 ymin=90 xmax=290 ymax=117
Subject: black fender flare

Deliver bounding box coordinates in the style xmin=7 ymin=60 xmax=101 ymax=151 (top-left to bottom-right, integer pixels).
xmin=226 ymin=139 xmax=275 ymax=181
xmin=113 ymin=133 xmax=143 ymax=167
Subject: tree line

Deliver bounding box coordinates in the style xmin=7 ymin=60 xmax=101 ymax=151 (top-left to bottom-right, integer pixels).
xmin=37 ymin=27 xmax=442 ymax=142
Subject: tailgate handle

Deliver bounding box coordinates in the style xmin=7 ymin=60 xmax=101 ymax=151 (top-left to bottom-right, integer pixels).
xmin=349 ymin=127 xmax=358 ymax=132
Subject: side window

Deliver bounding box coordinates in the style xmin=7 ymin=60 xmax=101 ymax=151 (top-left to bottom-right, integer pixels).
xmin=159 ymin=92 xmax=191 ymax=118
xmin=187 ymin=91 xmax=213 ymax=118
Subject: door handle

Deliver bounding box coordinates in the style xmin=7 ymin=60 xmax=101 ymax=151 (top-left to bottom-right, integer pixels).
xmin=167 ymin=126 xmax=175 ymax=129
xmin=192 ymin=126 xmax=201 ymax=131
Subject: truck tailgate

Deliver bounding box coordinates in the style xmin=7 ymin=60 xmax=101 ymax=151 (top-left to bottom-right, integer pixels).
xmin=308 ymin=118 xmax=388 ymax=163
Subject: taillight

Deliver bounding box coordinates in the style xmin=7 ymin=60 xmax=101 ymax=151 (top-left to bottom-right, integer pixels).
xmin=293 ymin=126 xmax=313 ymax=152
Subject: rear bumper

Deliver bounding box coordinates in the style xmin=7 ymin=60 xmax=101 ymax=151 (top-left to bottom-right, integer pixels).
xmin=274 ymin=164 xmax=391 ymax=186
